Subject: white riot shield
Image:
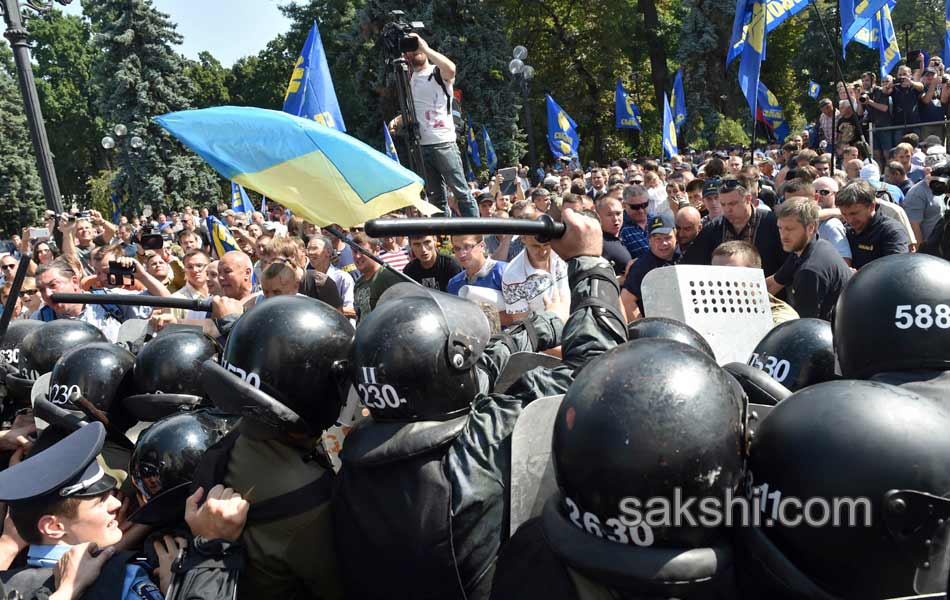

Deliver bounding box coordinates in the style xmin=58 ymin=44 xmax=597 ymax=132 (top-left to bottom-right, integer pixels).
xmin=30 ymin=372 xmax=52 ymax=430
xmin=510 ymin=394 xmax=563 ymax=536
xmin=116 ymin=318 xmax=150 ymax=345
xmin=641 ymin=265 xmax=773 ymax=365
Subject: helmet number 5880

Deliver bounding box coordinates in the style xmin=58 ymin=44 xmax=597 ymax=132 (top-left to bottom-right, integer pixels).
xmin=895 ymin=304 xmax=950 ymax=330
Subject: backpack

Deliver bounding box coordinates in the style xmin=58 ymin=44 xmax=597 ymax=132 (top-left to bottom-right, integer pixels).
xmin=875 ymin=183 xmax=894 ymax=204
xmin=427 ymin=67 xmax=462 ymax=131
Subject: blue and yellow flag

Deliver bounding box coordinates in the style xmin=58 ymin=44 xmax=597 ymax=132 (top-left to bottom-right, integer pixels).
xmin=615 ymin=79 xmax=641 ymax=130
xmin=206 ymin=215 xmax=238 ymax=258
xmin=383 ymin=122 xmax=400 ymax=164
xmin=546 ymin=95 xmax=579 ymax=160
xmin=111 ymin=194 xmax=121 ymax=225
xmin=672 ymin=69 xmax=687 ymax=133
xmin=732 ymin=0 xmax=767 ymax=120
xmin=756 ymin=83 xmax=790 ymax=142
xmin=662 ymin=93 xmax=678 ymax=159
xmin=482 ymin=125 xmax=497 ymax=175
xmin=466 ymin=116 xmax=481 ymax=167
xmin=230 ymin=182 xmax=254 ymax=213
xmin=154 ymin=106 xmax=431 ymax=228
xmin=944 ymin=0 xmax=950 ymax=67
xmin=807 ymin=80 xmax=821 ymax=100
xmin=841 ymin=0 xmax=890 ymax=55
xmin=851 ymin=1 xmax=899 ymax=79
xmin=728 ymin=0 xmax=808 ymax=64
xmin=283 ymin=22 xmax=346 ymax=132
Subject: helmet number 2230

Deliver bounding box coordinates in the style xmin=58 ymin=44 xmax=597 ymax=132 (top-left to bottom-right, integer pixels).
xmin=895 ymin=304 xmax=950 ymax=330
xmin=357 ymin=383 xmax=407 ymax=409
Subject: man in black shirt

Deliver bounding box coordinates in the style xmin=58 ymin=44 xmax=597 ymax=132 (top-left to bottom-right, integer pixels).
xmin=620 ymin=213 xmax=679 ymax=321
xmin=766 ymin=198 xmax=852 ymax=321
xmin=682 ymin=175 xmax=787 ymax=275
xmin=403 ymin=234 xmax=461 ymax=291
xmin=836 ymin=180 xmax=910 ymax=269
xmin=595 ymin=195 xmax=632 ymax=279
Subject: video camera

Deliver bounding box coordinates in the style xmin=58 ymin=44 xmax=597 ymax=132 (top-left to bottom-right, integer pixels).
xmin=930 ymin=161 xmax=950 ymax=197
xmin=134 ymin=225 xmax=164 ymax=251
xmin=381 ymin=10 xmax=426 ymax=56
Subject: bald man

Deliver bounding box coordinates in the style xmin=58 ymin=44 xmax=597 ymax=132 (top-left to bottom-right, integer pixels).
xmin=675 ymin=206 xmax=702 ymax=253
xmin=845 ymin=158 xmax=864 ymax=181
xmin=217 ymin=251 xmax=255 ymax=301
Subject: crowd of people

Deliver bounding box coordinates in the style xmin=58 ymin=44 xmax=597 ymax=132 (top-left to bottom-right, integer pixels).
xmin=0 ymin=27 xmax=948 ymax=600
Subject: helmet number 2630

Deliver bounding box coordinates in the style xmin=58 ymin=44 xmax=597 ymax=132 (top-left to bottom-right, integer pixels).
xmin=357 ymin=383 xmax=407 ymax=409
xmin=895 ymin=304 xmax=950 ymax=330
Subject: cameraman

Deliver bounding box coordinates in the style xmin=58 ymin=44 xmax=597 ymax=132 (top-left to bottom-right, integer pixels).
xmin=861 ymin=73 xmax=894 ymax=164
xmin=888 ymin=65 xmax=924 ymax=138
xmin=388 ymin=33 xmax=478 ymax=218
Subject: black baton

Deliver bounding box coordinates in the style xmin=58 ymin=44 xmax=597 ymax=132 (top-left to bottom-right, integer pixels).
xmin=50 ymin=293 xmax=213 ymax=313
xmin=364 ymin=215 xmax=566 ymax=242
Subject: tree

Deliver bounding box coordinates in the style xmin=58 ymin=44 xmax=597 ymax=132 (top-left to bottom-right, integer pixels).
xmin=185 ymin=51 xmax=231 ymax=108
xmin=0 ymin=43 xmax=45 ymax=236
xmin=29 ymin=10 xmax=102 ymax=205
xmin=84 ymin=0 xmax=222 ymax=213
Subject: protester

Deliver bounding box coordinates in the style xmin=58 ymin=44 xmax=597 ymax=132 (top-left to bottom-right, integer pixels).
xmin=403 ymin=234 xmax=462 ymax=292
xmin=836 ymin=180 xmax=910 ymax=268
xmin=620 ymin=213 xmax=679 ymax=321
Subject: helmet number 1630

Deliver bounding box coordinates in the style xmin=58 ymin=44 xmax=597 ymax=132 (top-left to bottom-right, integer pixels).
xmin=895 ymin=304 xmax=950 ymax=330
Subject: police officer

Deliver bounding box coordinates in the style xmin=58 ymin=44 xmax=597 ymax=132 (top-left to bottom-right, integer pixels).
xmin=835 ymin=253 xmax=950 ymax=398
xmin=334 ymin=208 xmax=627 ymax=599
xmin=620 ymin=213 xmax=679 ymax=321
xmin=491 ymin=339 xmax=747 ymax=599
xmin=748 ymin=318 xmax=837 ymax=392
xmin=0 ymin=422 xmax=169 ymax=599
xmin=197 ymin=295 xmax=354 ymax=600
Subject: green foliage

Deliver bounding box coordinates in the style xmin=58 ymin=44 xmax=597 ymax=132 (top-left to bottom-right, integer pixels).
xmin=716 ymin=116 xmax=751 ymax=147
xmin=85 ymin=0 xmax=222 ymax=213
xmin=185 ymin=51 xmax=231 ymax=108
xmin=0 ymin=43 xmax=45 ymax=237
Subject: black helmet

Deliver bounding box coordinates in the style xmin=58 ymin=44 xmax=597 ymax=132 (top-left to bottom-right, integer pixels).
xmin=124 ymin=331 xmax=220 ymax=421
xmin=626 ymin=317 xmax=715 ymax=359
xmin=553 ymin=338 xmax=747 ymax=549
xmin=0 ymin=320 xmax=42 ymax=371
xmin=129 ymin=409 xmax=238 ymax=525
xmin=48 ymin=342 xmax=136 ymax=433
xmin=201 ymin=295 xmax=353 ymax=438
xmin=743 ymin=380 xmax=950 ymax=598
xmin=7 ymin=320 xmax=107 ymax=405
xmin=350 ymin=283 xmax=491 ymax=423
xmin=835 ymin=254 xmax=950 ymax=378
xmin=749 ymin=318 xmax=836 ymax=391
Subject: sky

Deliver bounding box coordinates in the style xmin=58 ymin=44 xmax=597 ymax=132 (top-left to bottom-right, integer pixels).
xmin=61 ymin=0 xmax=292 ymax=67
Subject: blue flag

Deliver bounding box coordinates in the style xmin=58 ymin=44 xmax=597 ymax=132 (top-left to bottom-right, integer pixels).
xmin=841 ymin=0 xmax=891 ymax=55
xmin=807 ymin=80 xmax=821 ymax=100
xmin=728 ymin=0 xmax=808 ymax=64
xmin=110 ymin=194 xmax=121 ymax=225
xmin=756 ymin=83 xmax=790 ymax=142
xmin=230 ymin=182 xmax=254 ymax=213
xmin=206 ymin=215 xmax=239 ymax=259
xmin=732 ymin=0 xmax=767 ymax=120
xmin=945 ymin=0 xmax=950 ymax=67
xmin=283 ymin=22 xmax=346 ymax=132
xmin=482 ymin=125 xmax=497 ymax=175
xmin=383 ymin=122 xmax=400 ymax=164
xmin=851 ymin=2 xmax=900 ymax=79
xmin=672 ymin=69 xmax=687 ymax=132
xmin=662 ymin=93 xmax=678 ymax=159
xmin=546 ymin=95 xmax=580 ymax=160
xmin=615 ymin=79 xmax=641 ymax=130
xmin=466 ymin=116 xmax=481 ymax=167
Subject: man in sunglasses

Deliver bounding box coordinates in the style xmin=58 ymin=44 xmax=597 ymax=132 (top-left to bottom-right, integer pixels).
xmin=682 ymin=175 xmax=787 ymax=276
xmin=812 ymin=177 xmax=853 ymax=265
xmin=0 ymin=254 xmax=18 ymax=286
xmin=618 ymin=185 xmax=653 ymax=260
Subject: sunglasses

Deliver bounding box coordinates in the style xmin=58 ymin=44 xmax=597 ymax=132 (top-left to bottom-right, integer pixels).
xmin=816 ymin=189 xmax=834 ymax=196
xmin=625 ymin=202 xmax=649 ymax=211
xmin=630 ymin=179 xmax=644 ymax=184
xmin=718 ymin=179 xmax=743 ymax=192
xmin=0 ymin=264 xmax=16 ymax=270
xmin=352 ymin=227 xmax=364 ymax=232
xmin=19 ymin=289 xmax=38 ymax=297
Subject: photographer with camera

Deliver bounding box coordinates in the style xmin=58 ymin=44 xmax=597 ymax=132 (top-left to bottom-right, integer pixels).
xmin=860 ymin=72 xmax=895 ymax=164
xmin=387 ymin=32 xmax=478 ymax=218
xmin=887 ymin=65 xmax=925 ymax=139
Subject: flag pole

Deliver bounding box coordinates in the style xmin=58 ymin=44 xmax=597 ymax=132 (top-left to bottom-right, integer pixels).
xmin=322 ymin=226 xmax=419 ymax=287
xmin=751 ymin=95 xmax=758 ymax=163
xmin=807 ymin=0 xmax=868 ymax=167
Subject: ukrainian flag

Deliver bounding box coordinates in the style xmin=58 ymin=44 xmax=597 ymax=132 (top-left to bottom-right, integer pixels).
xmin=154 ymin=106 xmax=429 ymax=228
xmin=207 ymin=215 xmax=239 ymax=258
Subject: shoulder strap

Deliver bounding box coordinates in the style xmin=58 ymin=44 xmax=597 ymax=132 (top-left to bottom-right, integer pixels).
xmin=189 ymin=428 xmax=241 ymax=497
xmin=247 ymin=470 xmax=334 ymax=523
xmin=89 ymin=288 xmax=124 ymax=322
xmin=428 ymin=66 xmax=452 ymax=113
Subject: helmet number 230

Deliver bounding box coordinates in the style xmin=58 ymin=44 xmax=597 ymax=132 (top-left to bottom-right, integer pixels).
xmin=748 ymin=352 xmax=791 ymax=383
xmin=357 ymin=383 xmax=407 ymax=409
xmin=895 ymin=304 xmax=950 ymax=330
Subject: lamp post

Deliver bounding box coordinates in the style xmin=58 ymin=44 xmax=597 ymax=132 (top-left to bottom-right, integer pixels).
xmin=509 ymin=46 xmax=537 ymax=171
xmin=901 ymin=23 xmax=912 ymax=55
xmin=101 ymin=124 xmax=145 ymax=212
xmin=1 ymin=0 xmax=72 ymax=214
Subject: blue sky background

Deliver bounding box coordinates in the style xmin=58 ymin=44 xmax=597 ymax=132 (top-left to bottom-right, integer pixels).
xmin=61 ymin=0 xmax=292 ymax=67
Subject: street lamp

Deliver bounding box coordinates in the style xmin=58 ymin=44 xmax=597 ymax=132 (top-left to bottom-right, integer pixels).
xmin=102 ymin=123 xmax=145 ymax=210
xmin=1 ymin=0 xmax=73 ymax=214
xmin=509 ymin=46 xmax=538 ymax=172
xmin=901 ymin=23 xmax=912 ymax=56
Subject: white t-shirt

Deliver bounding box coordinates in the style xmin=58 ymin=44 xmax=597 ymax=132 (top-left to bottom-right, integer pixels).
xmin=410 ymin=63 xmax=456 ymax=145
xmin=647 ymin=186 xmax=673 ymax=217
xmin=501 ymin=249 xmax=569 ymax=315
